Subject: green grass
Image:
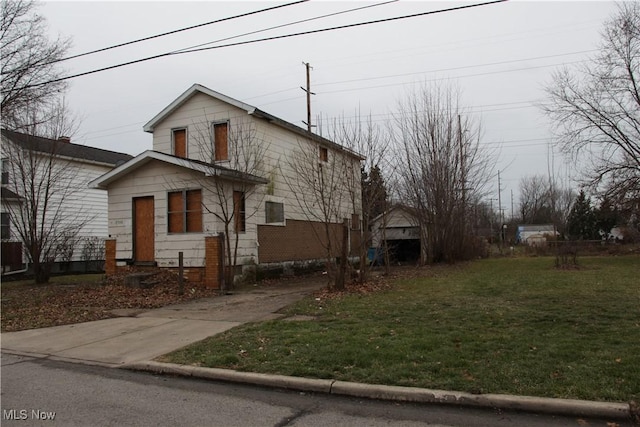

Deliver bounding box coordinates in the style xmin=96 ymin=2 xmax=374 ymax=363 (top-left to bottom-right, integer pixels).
xmin=164 ymin=256 xmax=640 ymax=402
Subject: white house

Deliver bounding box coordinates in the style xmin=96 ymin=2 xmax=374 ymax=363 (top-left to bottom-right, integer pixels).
xmin=90 ymin=84 xmax=363 ymax=288
xmin=1 ymin=129 xmax=133 ymax=274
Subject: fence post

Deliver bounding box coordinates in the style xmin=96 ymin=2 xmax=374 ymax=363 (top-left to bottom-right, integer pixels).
xmin=178 ymin=251 xmax=184 ymax=295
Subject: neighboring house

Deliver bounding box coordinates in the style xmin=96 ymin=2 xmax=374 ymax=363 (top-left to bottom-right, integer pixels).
xmin=515 ymin=224 xmax=558 ymax=246
xmin=0 ymin=129 xmax=133 ymax=274
xmin=370 ymin=205 xmax=421 ymax=263
xmin=89 ymin=84 xmax=363 ymax=288
xmin=1 ymin=187 xmax=23 ymax=273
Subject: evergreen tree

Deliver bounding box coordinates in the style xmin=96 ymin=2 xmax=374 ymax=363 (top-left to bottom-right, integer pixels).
xmin=594 ymin=195 xmax=621 ymax=238
xmin=567 ymin=191 xmax=598 ymax=240
xmin=362 ymin=165 xmax=388 ymax=220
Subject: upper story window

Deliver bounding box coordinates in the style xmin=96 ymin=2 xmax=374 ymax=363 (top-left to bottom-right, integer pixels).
xmin=319 ymin=146 xmax=328 ymax=162
xmin=168 ymin=189 xmax=202 ymax=233
xmin=213 ymin=122 xmax=228 ymax=161
xmin=1 ymin=158 xmax=9 ymax=185
xmin=172 ymin=128 xmax=187 ymax=158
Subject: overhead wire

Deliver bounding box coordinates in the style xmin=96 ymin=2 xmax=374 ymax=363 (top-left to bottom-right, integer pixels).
xmin=170 ymin=0 xmax=398 ymax=54
xmin=1 ymin=0 xmax=507 ymax=94
xmin=44 ymin=0 xmax=310 ymax=65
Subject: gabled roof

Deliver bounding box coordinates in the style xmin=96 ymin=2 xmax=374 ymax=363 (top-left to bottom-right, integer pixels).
xmin=88 ymin=150 xmax=269 ymax=189
xmin=143 ymin=84 xmax=364 ymax=161
xmin=143 ymin=84 xmax=256 ymax=132
xmin=371 ymin=204 xmax=419 ymax=226
xmin=1 ymin=129 xmax=133 ymax=166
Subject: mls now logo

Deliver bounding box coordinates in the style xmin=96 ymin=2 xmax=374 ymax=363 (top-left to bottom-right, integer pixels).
xmin=3 ymin=409 xmax=56 ymax=420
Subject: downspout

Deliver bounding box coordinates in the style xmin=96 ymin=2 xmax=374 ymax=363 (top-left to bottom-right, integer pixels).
xmin=1 ymin=260 xmax=29 ymax=276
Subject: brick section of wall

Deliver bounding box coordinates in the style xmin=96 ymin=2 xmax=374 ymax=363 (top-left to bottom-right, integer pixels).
xmin=105 ymin=239 xmax=116 ymax=276
xmin=259 ymin=219 xmax=355 ymax=263
xmin=204 ymin=235 xmax=223 ymax=289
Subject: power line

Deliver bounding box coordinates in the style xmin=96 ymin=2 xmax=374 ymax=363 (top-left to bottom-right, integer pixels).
xmin=48 ymin=0 xmax=309 ymax=65
xmin=170 ymin=0 xmax=398 ymax=54
xmin=314 ymin=50 xmax=596 ymax=88
xmin=317 ymin=59 xmax=585 ymax=96
xmin=1 ymin=0 xmax=507 ymax=94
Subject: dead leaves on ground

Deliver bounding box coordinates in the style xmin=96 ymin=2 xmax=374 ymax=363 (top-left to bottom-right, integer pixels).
xmin=1 ymin=270 xmax=219 ymax=332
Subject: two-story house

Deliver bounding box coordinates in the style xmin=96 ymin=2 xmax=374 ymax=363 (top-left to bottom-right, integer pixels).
xmin=90 ymin=84 xmax=363 ymax=288
xmin=1 ymin=129 xmax=133 ymax=275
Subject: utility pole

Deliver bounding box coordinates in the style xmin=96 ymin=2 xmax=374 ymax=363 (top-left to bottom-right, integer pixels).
xmin=510 ymin=189 xmax=514 ymax=221
xmin=301 ymin=62 xmax=315 ymax=133
xmin=498 ymin=170 xmax=504 ymax=248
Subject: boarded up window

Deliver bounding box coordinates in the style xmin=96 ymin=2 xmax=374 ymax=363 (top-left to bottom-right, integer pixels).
xmin=173 ymin=129 xmax=186 ymax=158
xmin=234 ymin=191 xmax=246 ymax=233
xmin=319 ymin=146 xmax=328 ymax=162
xmin=185 ymin=189 xmax=202 ymax=232
xmin=214 ymin=122 xmax=228 ymax=161
xmin=265 ymin=201 xmax=284 ymax=223
xmin=168 ymin=189 xmax=202 ymax=233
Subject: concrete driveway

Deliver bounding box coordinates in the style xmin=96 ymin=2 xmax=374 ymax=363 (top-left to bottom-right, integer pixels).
xmin=1 ymin=278 xmax=326 ymax=367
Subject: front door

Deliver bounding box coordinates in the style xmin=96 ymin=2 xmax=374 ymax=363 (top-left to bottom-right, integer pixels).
xmin=133 ymin=196 xmax=155 ymax=263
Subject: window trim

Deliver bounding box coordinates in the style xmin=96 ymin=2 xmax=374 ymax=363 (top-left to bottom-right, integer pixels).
xmin=265 ymin=201 xmax=285 ymax=225
xmin=319 ymin=146 xmax=328 ymax=162
xmin=167 ymin=188 xmax=202 ymax=234
xmin=172 ymin=127 xmax=188 ymax=158
xmin=212 ymin=120 xmax=229 ymax=162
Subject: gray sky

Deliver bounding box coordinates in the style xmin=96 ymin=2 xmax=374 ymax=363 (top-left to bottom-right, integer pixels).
xmin=41 ymin=0 xmax=618 ymax=216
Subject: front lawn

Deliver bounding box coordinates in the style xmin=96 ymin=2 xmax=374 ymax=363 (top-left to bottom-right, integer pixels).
xmin=163 ymin=256 xmax=640 ymax=402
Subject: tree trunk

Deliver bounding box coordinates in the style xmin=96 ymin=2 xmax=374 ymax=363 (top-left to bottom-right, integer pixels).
xmin=335 ymin=219 xmax=349 ymax=290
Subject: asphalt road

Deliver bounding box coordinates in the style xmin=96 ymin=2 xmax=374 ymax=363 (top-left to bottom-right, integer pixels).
xmin=1 ymin=354 xmax=632 ymax=427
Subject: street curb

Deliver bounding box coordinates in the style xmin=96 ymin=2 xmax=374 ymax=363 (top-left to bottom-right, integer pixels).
xmin=123 ymin=361 xmax=632 ymax=421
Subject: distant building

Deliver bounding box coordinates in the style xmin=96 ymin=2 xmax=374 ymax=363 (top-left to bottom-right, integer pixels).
xmin=516 ymin=224 xmax=558 ymax=246
xmin=370 ymin=205 xmax=421 ymax=263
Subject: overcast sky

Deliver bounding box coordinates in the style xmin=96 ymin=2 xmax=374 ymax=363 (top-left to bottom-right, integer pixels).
xmin=40 ymin=0 xmax=618 ymax=216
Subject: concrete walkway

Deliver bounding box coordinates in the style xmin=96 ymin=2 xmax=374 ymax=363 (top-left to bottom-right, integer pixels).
xmin=0 ymin=278 xmax=326 ymax=367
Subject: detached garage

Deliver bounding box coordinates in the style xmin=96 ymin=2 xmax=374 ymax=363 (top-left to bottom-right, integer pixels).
xmin=370 ymin=205 xmax=421 ymax=264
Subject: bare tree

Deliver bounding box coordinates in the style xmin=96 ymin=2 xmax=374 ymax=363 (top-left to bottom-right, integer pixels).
xmin=391 ymin=83 xmax=493 ymax=264
xmin=544 ymin=3 xmax=640 ymax=204
xmin=285 ymin=132 xmax=361 ymax=290
xmin=318 ymin=112 xmax=390 ymax=283
xmin=189 ymin=115 xmax=269 ymax=288
xmin=518 ymin=174 xmax=574 ymax=232
xmin=1 ymin=0 xmax=71 ymax=130
xmin=2 ymin=128 xmax=94 ymax=283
